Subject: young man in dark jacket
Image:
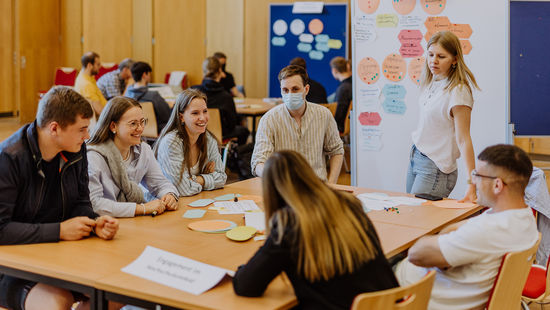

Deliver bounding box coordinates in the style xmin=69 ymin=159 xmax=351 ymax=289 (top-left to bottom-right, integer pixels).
xmin=125 ymin=61 xmax=172 ymax=133
xmin=0 ymin=86 xmax=119 ymax=310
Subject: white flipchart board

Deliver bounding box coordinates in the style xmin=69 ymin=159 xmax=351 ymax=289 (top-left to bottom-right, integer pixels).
xmin=351 ymin=0 xmax=510 ymax=198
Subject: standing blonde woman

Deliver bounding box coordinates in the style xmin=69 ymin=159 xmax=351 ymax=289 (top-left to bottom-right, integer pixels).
xmin=233 ymin=150 xmax=398 ymax=309
xmin=87 ymin=96 xmax=179 ymax=217
xmin=407 ymin=31 xmax=480 ymax=202
xmin=154 ymin=89 xmax=226 ymax=196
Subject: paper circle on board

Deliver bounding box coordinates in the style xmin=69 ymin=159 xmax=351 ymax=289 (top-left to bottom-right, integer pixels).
xmin=382 ymin=54 xmax=407 ymax=82
xmin=393 ymin=0 xmax=416 ymax=15
xmin=408 ymin=56 xmax=425 ymax=85
xmin=226 ymin=226 xmax=257 ymax=241
xmin=272 ymin=19 xmax=288 ymax=36
xmin=358 ymin=0 xmax=380 ymax=14
xmin=420 ymin=0 xmax=446 ymax=15
xmin=290 ymin=19 xmax=306 ymax=35
xmin=308 ymin=19 xmax=324 ymax=35
xmin=358 ymin=57 xmax=380 ymax=85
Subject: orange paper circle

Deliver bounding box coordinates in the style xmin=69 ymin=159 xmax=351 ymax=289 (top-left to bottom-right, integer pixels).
xmin=188 ymin=220 xmax=232 ymax=231
xmin=382 ymin=54 xmax=407 ymax=82
xmin=308 ymin=19 xmax=324 ymax=35
xmin=408 ymin=57 xmax=425 ymax=85
xmin=358 ymin=57 xmax=380 ymax=85
xmin=420 ymin=0 xmax=446 ymax=15
xmin=393 ymin=0 xmax=416 ymax=15
xmin=358 ymin=0 xmax=380 ymax=14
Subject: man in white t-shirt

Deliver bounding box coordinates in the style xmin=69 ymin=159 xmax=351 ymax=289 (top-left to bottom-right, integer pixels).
xmin=395 ymin=144 xmax=538 ymax=310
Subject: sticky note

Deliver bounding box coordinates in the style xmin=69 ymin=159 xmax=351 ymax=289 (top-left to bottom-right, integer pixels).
xmin=183 ymin=210 xmax=206 ymax=219
xmin=214 ymin=194 xmax=242 ymax=201
xmin=188 ymin=199 xmax=215 ymax=207
xmin=226 ymin=226 xmax=257 ymax=242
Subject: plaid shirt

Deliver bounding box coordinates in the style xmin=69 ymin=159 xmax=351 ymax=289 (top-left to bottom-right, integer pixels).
xmin=97 ymin=69 xmax=125 ymax=100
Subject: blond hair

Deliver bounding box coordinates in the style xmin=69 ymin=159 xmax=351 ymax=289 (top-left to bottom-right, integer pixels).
xmin=421 ymin=31 xmax=479 ymax=94
xmin=262 ymin=151 xmax=379 ymax=282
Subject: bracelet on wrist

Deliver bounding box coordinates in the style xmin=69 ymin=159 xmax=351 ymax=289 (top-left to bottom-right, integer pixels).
xmin=141 ymin=203 xmax=146 ymax=215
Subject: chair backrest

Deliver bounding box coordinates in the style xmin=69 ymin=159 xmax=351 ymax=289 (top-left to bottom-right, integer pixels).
xmin=351 ymin=270 xmax=436 ymax=310
xmin=486 ymin=233 xmax=542 ymax=310
xmin=164 ymin=71 xmax=188 ymax=89
xmin=54 ymin=67 xmax=77 ymax=86
xmin=140 ymin=102 xmax=158 ymax=138
xmin=319 ymin=102 xmax=337 ymax=116
xmin=206 ymin=108 xmax=223 ymax=145
xmin=343 ymin=100 xmax=353 ymax=136
xmin=96 ymin=63 xmax=118 ymax=80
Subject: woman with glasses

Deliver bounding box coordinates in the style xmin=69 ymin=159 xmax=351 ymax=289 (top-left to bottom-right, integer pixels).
xmin=153 ymin=89 xmax=226 ymax=196
xmin=87 ymin=96 xmax=179 ymax=217
xmin=233 ymin=151 xmax=398 ymax=309
xmin=406 ymin=31 xmax=480 ymax=202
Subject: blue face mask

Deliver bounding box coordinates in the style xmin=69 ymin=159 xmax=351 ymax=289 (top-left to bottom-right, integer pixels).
xmin=282 ymin=92 xmax=305 ymax=110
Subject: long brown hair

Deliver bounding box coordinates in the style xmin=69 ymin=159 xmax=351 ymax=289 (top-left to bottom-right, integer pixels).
xmin=88 ymin=96 xmax=142 ymax=145
xmin=421 ymin=31 xmax=480 ymax=94
xmin=262 ymin=151 xmax=378 ymax=282
xmin=153 ymin=89 xmax=209 ymax=182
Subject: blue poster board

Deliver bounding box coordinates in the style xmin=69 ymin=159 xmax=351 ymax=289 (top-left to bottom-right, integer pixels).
xmin=511 ymin=1 xmax=550 ymax=135
xmin=268 ymin=4 xmax=348 ymax=98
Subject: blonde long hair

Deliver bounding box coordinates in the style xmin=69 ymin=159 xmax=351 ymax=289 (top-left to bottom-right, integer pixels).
xmin=421 ymin=31 xmax=480 ymax=94
xmin=262 ymin=151 xmax=379 ymax=282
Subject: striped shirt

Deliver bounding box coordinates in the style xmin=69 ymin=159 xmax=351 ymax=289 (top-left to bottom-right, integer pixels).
xmin=97 ymin=69 xmax=125 ymax=100
xmin=251 ymin=102 xmax=344 ymax=181
xmin=156 ymin=130 xmax=227 ymax=196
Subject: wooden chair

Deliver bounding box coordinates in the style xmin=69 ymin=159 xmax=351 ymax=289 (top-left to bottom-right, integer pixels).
xmin=54 ymin=67 xmax=77 ymax=86
xmin=319 ymin=102 xmax=337 ymax=116
xmin=351 ymin=270 xmax=436 ymax=310
xmin=96 ymin=62 xmax=118 ymax=80
xmin=340 ymin=100 xmax=353 ymax=173
xmin=164 ymin=71 xmax=188 ymax=90
xmin=206 ymin=108 xmax=233 ymax=168
xmin=486 ymin=233 xmax=541 ymax=310
xmin=522 ymin=234 xmax=550 ymax=310
xmin=140 ymin=101 xmax=158 ymax=140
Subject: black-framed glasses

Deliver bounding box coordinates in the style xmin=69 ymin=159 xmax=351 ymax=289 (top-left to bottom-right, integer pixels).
xmin=470 ymin=169 xmax=507 ymax=185
xmin=127 ymin=118 xmax=148 ymax=130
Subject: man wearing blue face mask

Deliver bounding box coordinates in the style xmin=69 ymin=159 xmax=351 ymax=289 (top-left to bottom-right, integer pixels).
xmin=251 ymin=65 xmax=344 ymax=183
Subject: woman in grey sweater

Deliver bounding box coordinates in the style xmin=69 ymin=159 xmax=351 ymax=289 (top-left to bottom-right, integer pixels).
xmin=154 ymin=89 xmax=227 ymax=196
xmin=87 ymin=96 xmax=179 ymax=217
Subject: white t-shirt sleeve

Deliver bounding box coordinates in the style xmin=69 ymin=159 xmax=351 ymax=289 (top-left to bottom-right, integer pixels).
xmin=438 ymin=216 xmax=488 ymax=267
xmin=446 ymin=84 xmax=474 ymax=119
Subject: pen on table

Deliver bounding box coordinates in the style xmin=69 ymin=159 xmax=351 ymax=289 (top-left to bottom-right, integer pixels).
xmin=151 ymin=211 xmax=158 ymax=217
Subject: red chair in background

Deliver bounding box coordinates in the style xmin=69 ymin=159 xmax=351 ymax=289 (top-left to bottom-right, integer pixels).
xmin=96 ymin=63 xmax=118 ymax=80
xmin=164 ymin=71 xmax=187 ymax=89
xmin=54 ymin=67 xmax=78 ymax=86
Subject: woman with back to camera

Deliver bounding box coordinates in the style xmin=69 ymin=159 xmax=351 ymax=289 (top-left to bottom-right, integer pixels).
xmin=153 ymin=89 xmax=226 ymax=196
xmin=233 ymin=150 xmax=398 ymax=309
xmin=87 ymin=96 xmax=179 ymax=217
xmin=407 ymin=31 xmax=480 ymax=202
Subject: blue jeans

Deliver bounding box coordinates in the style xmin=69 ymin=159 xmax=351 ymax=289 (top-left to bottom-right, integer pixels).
xmin=406 ymin=145 xmax=457 ymax=198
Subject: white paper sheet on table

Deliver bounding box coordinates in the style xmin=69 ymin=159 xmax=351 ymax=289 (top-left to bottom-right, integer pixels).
xmin=245 ymin=212 xmax=266 ymax=232
xmin=152 ymin=86 xmax=176 ymax=100
xmin=356 ymin=192 xmax=426 ymax=211
xmin=214 ymin=200 xmax=261 ymax=214
xmin=121 ymin=246 xmax=232 ymax=295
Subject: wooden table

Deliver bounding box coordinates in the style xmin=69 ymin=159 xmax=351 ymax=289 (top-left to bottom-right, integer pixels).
xmin=0 ymin=178 xmax=481 ymax=310
xmin=234 ymin=98 xmax=278 ymax=142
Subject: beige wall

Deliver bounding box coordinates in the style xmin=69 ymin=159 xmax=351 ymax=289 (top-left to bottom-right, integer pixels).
xmin=4 ymin=0 xmax=350 ymax=121
xmin=0 ymin=0 xmax=15 ymax=114
xmin=17 ymin=0 xmax=61 ymax=123
xmin=206 ymin=0 xmax=244 ymax=86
